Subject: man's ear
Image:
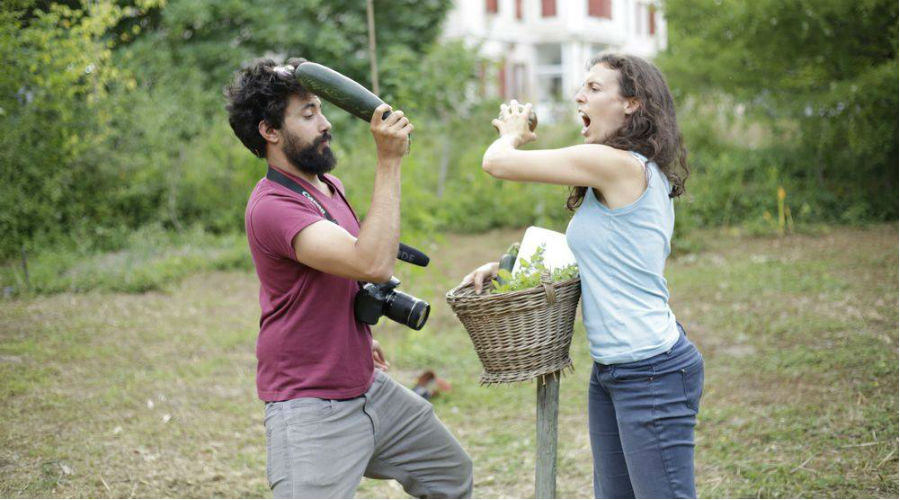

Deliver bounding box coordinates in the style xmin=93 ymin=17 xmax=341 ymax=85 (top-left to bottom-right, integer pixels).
xmin=258 ymin=120 xmax=280 ymax=145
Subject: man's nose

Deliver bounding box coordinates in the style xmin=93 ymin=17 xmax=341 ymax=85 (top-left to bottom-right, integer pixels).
xmin=319 ymin=115 xmax=331 ymax=133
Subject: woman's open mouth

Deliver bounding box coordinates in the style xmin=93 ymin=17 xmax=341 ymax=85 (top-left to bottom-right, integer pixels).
xmin=579 ymin=111 xmax=591 ymax=136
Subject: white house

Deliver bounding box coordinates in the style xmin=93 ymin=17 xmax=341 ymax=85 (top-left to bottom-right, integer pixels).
xmin=441 ymin=0 xmax=667 ymax=122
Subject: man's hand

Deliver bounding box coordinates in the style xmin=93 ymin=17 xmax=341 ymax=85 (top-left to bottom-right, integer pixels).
xmin=372 ymin=339 xmax=390 ymax=371
xmin=370 ymin=103 xmax=413 ymax=163
xmin=459 ymin=261 xmax=500 ymax=295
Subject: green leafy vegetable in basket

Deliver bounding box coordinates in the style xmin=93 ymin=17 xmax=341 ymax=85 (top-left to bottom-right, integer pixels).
xmin=491 ymin=244 xmax=578 ymax=294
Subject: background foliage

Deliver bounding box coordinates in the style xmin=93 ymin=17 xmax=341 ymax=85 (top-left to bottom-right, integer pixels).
xmin=658 ymin=0 xmax=898 ymax=227
xmin=1 ymin=0 xmax=897 ymax=271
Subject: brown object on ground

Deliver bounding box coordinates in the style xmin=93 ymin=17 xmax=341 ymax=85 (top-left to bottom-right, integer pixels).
xmin=412 ymin=370 xmax=452 ymax=400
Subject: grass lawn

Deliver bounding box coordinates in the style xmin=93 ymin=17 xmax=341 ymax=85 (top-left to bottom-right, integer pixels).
xmin=1 ymin=224 xmax=897 ymax=498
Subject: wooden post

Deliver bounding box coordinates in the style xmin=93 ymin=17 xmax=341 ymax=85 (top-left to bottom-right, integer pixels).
xmin=20 ymin=246 xmax=30 ymax=290
xmin=365 ymin=0 xmax=379 ymax=95
xmin=535 ymin=371 xmax=560 ymax=498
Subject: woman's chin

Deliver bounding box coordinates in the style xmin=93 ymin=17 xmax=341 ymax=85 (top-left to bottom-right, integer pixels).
xmin=581 ymin=127 xmax=602 ymax=144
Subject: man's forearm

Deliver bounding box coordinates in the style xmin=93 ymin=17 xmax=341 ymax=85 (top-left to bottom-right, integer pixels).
xmin=354 ymin=158 xmax=402 ymax=282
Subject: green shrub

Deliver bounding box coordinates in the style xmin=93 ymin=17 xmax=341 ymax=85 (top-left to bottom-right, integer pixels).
xmin=0 ymin=224 xmax=251 ymax=296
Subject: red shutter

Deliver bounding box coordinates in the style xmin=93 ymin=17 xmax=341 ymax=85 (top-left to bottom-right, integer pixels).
xmin=649 ymin=6 xmax=656 ymax=34
xmin=541 ymin=0 xmax=556 ymax=17
xmin=486 ymin=0 xmax=498 ymax=14
xmin=515 ymin=0 xmax=523 ymax=19
xmin=589 ymin=0 xmax=611 ymax=18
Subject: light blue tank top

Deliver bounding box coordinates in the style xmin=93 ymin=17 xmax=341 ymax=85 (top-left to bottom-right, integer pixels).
xmin=565 ymin=151 xmax=679 ymax=364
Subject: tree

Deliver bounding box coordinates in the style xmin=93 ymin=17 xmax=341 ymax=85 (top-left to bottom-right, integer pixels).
xmin=379 ymin=40 xmax=485 ymax=197
xmin=0 ymin=1 xmax=154 ymax=258
xmin=120 ymin=0 xmax=452 ymax=106
xmin=110 ymin=0 xmax=455 ymax=232
xmin=658 ymin=0 xmax=898 ymax=220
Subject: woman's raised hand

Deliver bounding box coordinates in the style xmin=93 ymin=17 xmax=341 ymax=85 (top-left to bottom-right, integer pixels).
xmin=491 ymin=99 xmax=537 ymax=147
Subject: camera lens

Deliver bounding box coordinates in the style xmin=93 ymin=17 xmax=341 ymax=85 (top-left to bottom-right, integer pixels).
xmin=408 ymin=301 xmax=430 ymax=330
xmin=384 ymin=290 xmax=430 ymax=331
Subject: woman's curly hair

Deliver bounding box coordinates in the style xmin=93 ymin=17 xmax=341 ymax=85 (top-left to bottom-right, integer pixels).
xmin=567 ymin=53 xmax=689 ymax=210
xmin=224 ymin=57 xmax=309 ymax=158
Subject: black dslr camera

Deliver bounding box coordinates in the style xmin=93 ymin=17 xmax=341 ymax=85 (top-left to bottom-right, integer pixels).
xmin=354 ymin=277 xmax=430 ymax=330
xmin=353 ymin=243 xmax=431 ymax=330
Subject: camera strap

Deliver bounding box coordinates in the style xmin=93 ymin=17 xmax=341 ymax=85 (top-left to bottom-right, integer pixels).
xmin=266 ymin=166 xmax=345 ymax=224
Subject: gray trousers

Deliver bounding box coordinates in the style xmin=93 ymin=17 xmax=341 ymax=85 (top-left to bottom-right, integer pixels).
xmin=264 ymin=370 xmax=473 ymax=498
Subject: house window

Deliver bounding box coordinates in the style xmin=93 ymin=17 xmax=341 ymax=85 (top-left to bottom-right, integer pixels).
xmin=536 ymin=43 xmax=562 ymax=66
xmin=486 ymin=0 xmax=498 ymax=14
xmin=635 ymin=2 xmax=644 ymax=34
xmin=649 ymin=5 xmax=656 ymax=34
xmin=588 ymin=0 xmax=611 ymax=19
xmin=515 ymin=0 xmax=523 ymax=19
xmin=536 ymin=43 xmax=563 ymax=101
xmin=538 ymin=75 xmax=563 ymax=102
xmin=541 ymin=0 xmax=556 ymax=17
xmin=511 ymin=63 xmax=527 ymax=98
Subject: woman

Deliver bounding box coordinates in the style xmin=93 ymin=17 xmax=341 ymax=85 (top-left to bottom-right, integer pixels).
xmin=461 ymin=54 xmax=704 ymax=499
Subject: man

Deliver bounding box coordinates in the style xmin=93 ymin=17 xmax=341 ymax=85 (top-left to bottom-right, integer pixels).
xmin=224 ymin=57 xmax=472 ymax=498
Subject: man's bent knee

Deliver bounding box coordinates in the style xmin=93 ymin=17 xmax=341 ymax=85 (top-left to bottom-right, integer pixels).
xmin=456 ymin=453 xmax=474 ymax=498
xmin=442 ymin=450 xmax=473 ymax=499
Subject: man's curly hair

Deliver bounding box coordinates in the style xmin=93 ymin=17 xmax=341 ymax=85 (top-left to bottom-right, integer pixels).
xmin=224 ymin=57 xmax=309 ymax=158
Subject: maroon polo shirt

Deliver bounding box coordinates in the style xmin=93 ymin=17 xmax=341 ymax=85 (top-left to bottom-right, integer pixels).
xmin=245 ymin=167 xmax=374 ymax=401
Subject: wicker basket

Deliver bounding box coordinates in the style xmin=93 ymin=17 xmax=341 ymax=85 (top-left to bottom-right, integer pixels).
xmin=445 ymin=273 xmax=581 ymax=384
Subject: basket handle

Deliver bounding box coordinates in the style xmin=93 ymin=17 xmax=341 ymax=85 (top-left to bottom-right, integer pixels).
xmin=540 ymin=272 xmax=557 ymax=304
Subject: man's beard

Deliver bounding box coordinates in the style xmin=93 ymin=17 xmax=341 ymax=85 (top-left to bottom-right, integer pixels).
xmin=282 ymin=130 xmax=336 ymax=176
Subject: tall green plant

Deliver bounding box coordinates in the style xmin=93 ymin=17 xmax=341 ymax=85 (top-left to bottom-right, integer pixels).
xmin=658 ymin=0 xmax=898 ymax=222
xmin=0 ymin=1 xmax=157 ymax=259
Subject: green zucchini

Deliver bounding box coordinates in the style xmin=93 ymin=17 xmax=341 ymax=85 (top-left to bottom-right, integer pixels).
xmin=496 ymin=242 xmax=520 ymax=285
xmin=295 ymin=62 xmax=390 ymax=122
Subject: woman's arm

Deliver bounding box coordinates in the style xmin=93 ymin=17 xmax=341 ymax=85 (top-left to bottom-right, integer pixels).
xmin=483 ymin=140 xmax=641 ymax=188
xmin=482 ymin=101 xmax=645 ymax=199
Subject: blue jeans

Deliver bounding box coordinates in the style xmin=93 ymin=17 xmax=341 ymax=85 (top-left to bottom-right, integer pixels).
xmin=589 ymin=324 xmax=704 ymax=498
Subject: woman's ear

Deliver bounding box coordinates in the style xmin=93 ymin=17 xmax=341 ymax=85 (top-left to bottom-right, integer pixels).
xmin=623 ymin=98 xmax=641 ymax=116
xmin=258 ymin=120 xmax=280 ymax=145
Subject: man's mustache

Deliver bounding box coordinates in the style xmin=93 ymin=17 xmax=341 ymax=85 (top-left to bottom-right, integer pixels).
xmin=313 ymin=132 xmax=333 ymax=147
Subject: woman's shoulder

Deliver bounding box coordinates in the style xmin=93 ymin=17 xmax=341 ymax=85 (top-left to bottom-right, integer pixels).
xmin=567 ymin=144 xmax=645 ymax=182
xmin=629 ymin=150 xmax=649 ymax=165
